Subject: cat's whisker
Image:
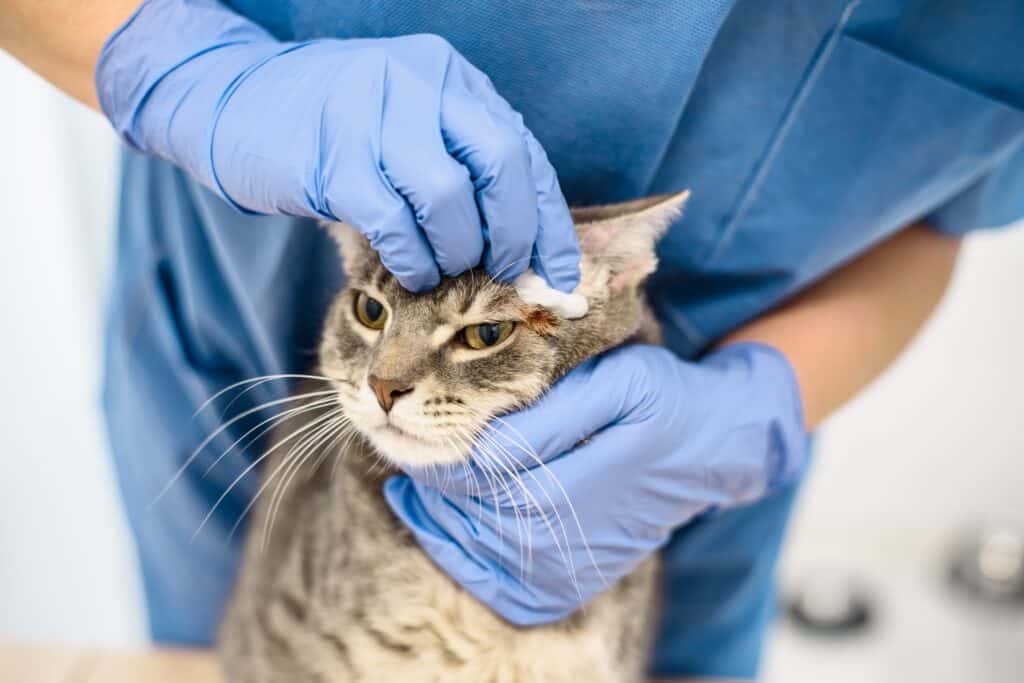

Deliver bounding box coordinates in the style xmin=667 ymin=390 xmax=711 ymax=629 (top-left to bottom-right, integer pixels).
xmin=264 ymin=414 xmax=344 ymax=532
xmin=194 ymin=373 xmax=335 ymax=417
xmin=214 ymin=375 xmax=337 ymax=423
xmin=304 ymin=434 xmax=336 ymax=479
xmin=461 ymin=454 xmax=487 ymax=527
xmin=267 ymin=410 xmax=346 ymax=513
xmin=156 ymin=390 xmax=340 ymax=506
xmin=462 ymin=428 xmax=544 ymax=573
xmin=472 ymin=452 xmax=516 ymax=572
xmin=471 ymin=424 xmax=578 ymax=591
xmin=263 ymin=414 xmax=354 ymax=550
xmin=438 ymin=432 xmax=485 ymax=521
xmin=447 ymin=428 xmax=527 ymax=574
xmin=330 ymin=427 xmax=362 ymax=483
xmin=202 ymin=394 xmax=341 ymax=478
xmin=459 ymin=430 xmax=531 ymax=580
xmin=463 ymin=408 xmax=587 ymax=596
xmin=226 ymin=413 xmax=345 ymax=542
xmin=309 ymin=421 xmax=355 ymax=483
xmin=192 ymin=406 xmax=348 ymax=541
xmin=364 ymin=447 xmax=392 ymax=477
xmin=482 ymin=415 xmax=609 ymax=594
xmin=241 ymin=413 xmax=354 ymax=548
xmin=442 ymin=436 xmax=501 ymax=540
xmin=373 ymin=454 xmax=391 ymax=475
xmin=285 ymin=416 xmax=356 ymax=492
xmin=437 ymin=459 xmax=454 ymax=497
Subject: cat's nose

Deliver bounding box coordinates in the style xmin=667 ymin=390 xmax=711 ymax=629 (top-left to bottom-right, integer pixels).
xmin=368 ymin=374 xmax=414 ymax=413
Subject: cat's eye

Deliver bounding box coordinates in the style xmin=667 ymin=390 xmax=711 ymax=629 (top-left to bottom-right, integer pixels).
xmin=354 ymin=292 xmax=388 ymax=330
xmin=462 ymin=321 xmax=515 ymax=350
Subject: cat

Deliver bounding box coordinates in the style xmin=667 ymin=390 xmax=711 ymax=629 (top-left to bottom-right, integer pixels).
xmin=219 ymin=191 xmax=689 ymax=683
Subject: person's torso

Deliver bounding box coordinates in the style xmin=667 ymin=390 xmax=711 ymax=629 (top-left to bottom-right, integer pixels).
xmin=112 ymin=0 xmax=1024 ymax=393
xmin=213 ymin=0 xmax=1024 ymax=354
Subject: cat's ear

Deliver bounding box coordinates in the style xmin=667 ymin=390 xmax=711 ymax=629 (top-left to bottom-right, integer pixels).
xmin=323 ymin=222 xmax=374 ymax=277
xmin=571 ymin=191 xmax=689 ymax=293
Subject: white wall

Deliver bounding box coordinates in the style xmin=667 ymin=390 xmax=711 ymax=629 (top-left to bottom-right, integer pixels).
xmin=1 ymin=52 xmax=1021 ymax=678
xmin=0 ymin=53 xmax=146 ymax=646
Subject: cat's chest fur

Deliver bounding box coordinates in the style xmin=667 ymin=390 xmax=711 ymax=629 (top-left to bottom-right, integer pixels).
xmin=220 ymin=435 xmax=659 ymax=683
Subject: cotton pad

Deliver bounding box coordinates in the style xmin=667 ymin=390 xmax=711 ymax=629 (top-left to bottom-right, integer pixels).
xmin=513 ymin=269 xmax=589 ymax=320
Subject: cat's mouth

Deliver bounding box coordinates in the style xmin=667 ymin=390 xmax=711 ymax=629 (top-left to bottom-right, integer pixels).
xmin=359 ymin=415 xmax=472 ymax=467
xmin=380 ymin=421 xmax=429 ymax=443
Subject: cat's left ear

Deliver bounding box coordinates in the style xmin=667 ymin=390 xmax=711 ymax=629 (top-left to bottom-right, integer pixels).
xmin=571 ymin=190 xmax=690 ymax=293
xmin=323 ymin=222 xmax=375 ymax=278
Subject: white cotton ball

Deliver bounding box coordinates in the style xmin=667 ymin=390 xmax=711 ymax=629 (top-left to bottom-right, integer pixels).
xmin=512 ymin=269 xmax=589 ymax=320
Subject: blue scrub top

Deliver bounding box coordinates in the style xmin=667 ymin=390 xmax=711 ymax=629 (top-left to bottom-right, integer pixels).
xmin=103 ymin=0 xmax=1024 ymax=675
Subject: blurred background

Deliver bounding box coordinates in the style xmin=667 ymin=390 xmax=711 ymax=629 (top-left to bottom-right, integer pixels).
xmin=1 ymin=52 xmax=1022 ymax=681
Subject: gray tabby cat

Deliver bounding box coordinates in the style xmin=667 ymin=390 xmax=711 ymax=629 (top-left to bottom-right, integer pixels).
xmin=219 ymin=192 xmax=689 ymax=683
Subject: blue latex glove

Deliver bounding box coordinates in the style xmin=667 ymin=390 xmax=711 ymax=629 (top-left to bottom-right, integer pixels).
xmin=384 ymin=342 xmax=808 ymax=625
xmin=95 ymin=0 xmax=579 ymax=292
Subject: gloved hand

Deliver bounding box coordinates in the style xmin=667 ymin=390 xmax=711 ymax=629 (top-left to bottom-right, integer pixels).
xmin=384 ymin=342 xmax=808 ymax=625
xmin=96 ymin=0 xmax=579 ymax=292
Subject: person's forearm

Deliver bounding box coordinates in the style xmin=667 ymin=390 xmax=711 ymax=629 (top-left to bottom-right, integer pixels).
xmin=722 ymin=223 xmax=962 ymax=429
xmin=0 ymin=0 xmax=139 ymax=108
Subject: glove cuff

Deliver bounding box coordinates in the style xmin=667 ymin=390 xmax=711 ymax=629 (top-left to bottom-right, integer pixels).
xmin=705 ymin=341 xmax=809 ymax=495
xmin=95 ymin=0 xmax=276 ymax=203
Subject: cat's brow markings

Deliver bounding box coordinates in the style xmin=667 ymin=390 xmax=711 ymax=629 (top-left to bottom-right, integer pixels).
xmin=371 ymin=264 xmax=389 ymax=291
xmin=439 ymin=283 xmax=468 ymax=314
xmin=430 ymin=324 xmax=458 ymax=348
xmin=459 ymin=285 xmax=508 ymax=322
xmin=456 ymin=279 xmax=477 ymax=314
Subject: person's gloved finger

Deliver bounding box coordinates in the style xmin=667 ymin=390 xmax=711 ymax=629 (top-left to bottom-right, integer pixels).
xmin=459 ymin=70 xmax=579 ymax=291
xmin=521 ymin=130 xmax=580 ymax=293
xmin=441 ymin=92 xmax=537 ymax=283
xmin=541 ymin=419 xmax=714 ymax=537
xmin=340 ymin=187 xmax=441 ymax=292
xmin=381 ymin=63 xmax=485 ymax=278
xmin=385 ymin=152 xmax=484 ymax=277
xmin=322 ymin=103 xmax=441 ymax=292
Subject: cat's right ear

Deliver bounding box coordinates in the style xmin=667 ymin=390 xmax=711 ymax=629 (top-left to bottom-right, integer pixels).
xmin=323 ymin=222 xmax=374 ymax=278
xmin=570 ymin=191 xmax=689 ymax=294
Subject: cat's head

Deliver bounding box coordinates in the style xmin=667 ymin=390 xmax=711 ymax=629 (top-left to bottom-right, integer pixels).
xmin=319 ymin=192 xmax=688 ymax=468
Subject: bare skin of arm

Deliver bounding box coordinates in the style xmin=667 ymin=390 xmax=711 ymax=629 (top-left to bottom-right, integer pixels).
xmin=0 ymin=0 xmax=140 ymax=108
xmin=722 ymin=223 xmax=962 ymax=429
